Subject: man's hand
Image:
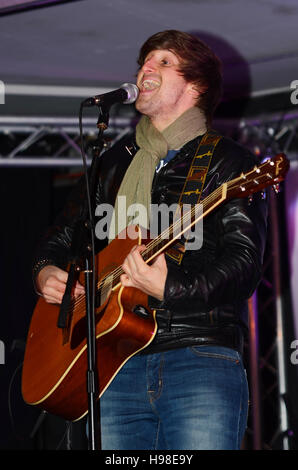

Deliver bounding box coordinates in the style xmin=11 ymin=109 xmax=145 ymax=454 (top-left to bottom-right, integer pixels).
xmin=120 ymin=245 xmax=167 ymax=301
xmin=36 ymin=265 xmax=85 ymax=304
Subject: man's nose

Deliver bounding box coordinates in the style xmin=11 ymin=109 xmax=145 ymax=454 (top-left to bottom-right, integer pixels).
xmin=142 ymin=58 xmax=157 ymax=73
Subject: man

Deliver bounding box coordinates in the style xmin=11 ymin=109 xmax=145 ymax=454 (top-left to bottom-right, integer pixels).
xmin=33 ymin=30 xmax=268 ymax=450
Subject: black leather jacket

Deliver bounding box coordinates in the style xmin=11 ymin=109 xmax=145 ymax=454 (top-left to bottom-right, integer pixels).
xmin=32 ymin=131 xmax=268 ymax=355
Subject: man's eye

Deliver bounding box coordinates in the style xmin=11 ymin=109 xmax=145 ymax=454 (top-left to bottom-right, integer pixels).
xmin=161 ymin=59 xmax=170 ymax=65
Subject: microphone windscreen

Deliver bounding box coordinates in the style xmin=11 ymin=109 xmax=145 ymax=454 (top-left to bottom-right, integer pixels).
xmin=121 ymin=83 xmax=139 ymax=104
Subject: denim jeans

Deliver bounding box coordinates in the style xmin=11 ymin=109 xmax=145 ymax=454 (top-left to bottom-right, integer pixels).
xmin=99 ymin=345 xmax=249 ymax=450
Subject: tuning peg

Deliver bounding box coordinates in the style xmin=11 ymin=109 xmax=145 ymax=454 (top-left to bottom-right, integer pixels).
xmin=273 ymin=183 xmax=280 ymax=194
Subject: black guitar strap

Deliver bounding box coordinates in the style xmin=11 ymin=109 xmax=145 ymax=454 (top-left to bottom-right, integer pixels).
xmin=166 ymin=129 xmax=222 ymax=265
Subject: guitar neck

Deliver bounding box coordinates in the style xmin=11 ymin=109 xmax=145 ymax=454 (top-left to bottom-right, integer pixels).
xmin=141 ymin=183 xmax=227 ymax=265
xmin=97 ymin=187 xmax=226 ymax=295
xmin=97 ymin=152 xmax=289 ymax=293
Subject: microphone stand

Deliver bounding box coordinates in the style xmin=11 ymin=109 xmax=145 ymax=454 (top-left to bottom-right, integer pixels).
xmin=57 ymin=104 xmax=110 ymax=450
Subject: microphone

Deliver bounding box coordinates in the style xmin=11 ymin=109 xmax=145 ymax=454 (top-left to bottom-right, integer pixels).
xmin=82 ymin=83 xmax=139 ymax=108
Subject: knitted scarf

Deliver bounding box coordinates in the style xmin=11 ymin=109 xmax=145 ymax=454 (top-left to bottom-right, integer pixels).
xmin=109 ymin=106 xmax=207 ymax=240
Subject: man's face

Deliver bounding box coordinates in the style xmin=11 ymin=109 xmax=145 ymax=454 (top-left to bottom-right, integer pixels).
xmin=135 ymin=49 xmax=197 ymax=124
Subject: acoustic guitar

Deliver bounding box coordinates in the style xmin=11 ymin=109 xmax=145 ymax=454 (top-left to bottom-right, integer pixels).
xmin=21 ymin=153 xmax=289 ymax=421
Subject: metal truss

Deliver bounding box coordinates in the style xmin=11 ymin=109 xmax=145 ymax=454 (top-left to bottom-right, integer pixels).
xmin=0 ymin=115 xmax=135 ymax=167
xmin=222 ymin=110 xmax=297 ymax=449
xmin=242 ymin=112 xmax=298 ymax=450
xmin=231 ymin=111 xmax=298 ymax=162
xmin=245 ymin=188 xmax=295 ymax=450
xmin=246 ymin=202 xmax=286 ymax=450
xmin=0 ymin=109 xmax=297 ymax=166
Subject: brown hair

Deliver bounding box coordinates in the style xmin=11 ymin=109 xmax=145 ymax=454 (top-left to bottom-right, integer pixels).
xmin=137 ymin=30 xmax=222 ymax=126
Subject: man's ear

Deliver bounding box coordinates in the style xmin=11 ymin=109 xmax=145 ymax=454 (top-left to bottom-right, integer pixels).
xmin=189 ymin=81 xmax=208 ymax=95
xmin=187 ymin=83 xmax=202 ymax=100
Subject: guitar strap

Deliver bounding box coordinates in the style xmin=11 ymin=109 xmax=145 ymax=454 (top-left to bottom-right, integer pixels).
xmin=166 ymin=129 xmax=222 ymax=265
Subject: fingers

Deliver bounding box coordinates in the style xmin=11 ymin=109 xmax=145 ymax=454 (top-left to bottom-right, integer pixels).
xmin=152 ymin=252 xmax=167 ymax=268
xmin=41 ymin=273 xmax=67 ymax=304
xmin=74 ymin=280 xmax=85 ymax=297
xmin=120 ymin=246 xmax=167 ymax=301
xmin=71 ymin=280 xmax=86 ymax=304
xmin=120 ymin=273 xmax=132 ymax=287
xmin=122 ymin=245 xmax=147 ymax=282
xmin=36 ymin=265 xmax=85 ymax=305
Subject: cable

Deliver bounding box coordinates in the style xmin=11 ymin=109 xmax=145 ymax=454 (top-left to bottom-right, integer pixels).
xmin=56 ymin=421 xmax=72 ymax=450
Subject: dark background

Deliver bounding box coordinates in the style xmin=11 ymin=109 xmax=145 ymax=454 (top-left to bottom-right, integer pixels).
xmin=0 ymin=0 xmax=298 ymax=450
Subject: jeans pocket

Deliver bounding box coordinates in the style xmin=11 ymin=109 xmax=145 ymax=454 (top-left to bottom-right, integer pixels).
xmin=189 ymin=345 xmax=241 ymax=364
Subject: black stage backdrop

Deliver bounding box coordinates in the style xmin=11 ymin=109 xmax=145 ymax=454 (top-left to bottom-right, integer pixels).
xmin=0 ymin=167 xmax=87 ymax=449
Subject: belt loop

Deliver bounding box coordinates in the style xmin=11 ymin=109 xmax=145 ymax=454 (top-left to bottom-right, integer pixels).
xmin=167 ymin=311 xmax=172 ymax=332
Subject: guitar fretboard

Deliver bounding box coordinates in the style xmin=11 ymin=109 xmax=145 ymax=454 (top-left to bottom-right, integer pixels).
xmin=98 ymin=182 xmax=227 ymax=295
xmin=70 ymin=153 xmax=288 ymax=312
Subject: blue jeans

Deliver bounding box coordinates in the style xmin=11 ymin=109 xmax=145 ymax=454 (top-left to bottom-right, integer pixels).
xmin=99 ymin=345 xmax=249 ymax=450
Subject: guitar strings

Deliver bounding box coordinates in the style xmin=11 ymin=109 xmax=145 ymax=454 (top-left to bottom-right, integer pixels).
xmin=101 ymin=159 xmax=274 ymax=288
xmin=100 ymin=164 xmax=270 ymax=290
xmin=70 ymin=176 xmax=241 ymax=313
xmin=69 ymin=161 xmax=272 ymax=315
xmin=70 ymin=182 xmax=225 ymax=315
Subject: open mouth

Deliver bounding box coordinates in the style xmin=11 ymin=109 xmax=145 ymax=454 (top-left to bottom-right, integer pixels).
xmin=141 ymin=79 xmax=161 ymax=91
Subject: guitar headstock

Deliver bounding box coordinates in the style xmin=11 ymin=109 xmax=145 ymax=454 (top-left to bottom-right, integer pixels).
xmin=227 ymin=153 xmax=290 ymax=199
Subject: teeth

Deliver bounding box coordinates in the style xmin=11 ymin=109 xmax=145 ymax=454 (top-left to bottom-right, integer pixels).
xmin=142 ymin=79 xmax=160 ymax=90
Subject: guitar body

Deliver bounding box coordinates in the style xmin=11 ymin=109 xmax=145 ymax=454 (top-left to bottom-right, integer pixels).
xmin=22 ymin=226 xmax=157 ymax=421
xmin=22 ymin=153 xmax=289 ymax=422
